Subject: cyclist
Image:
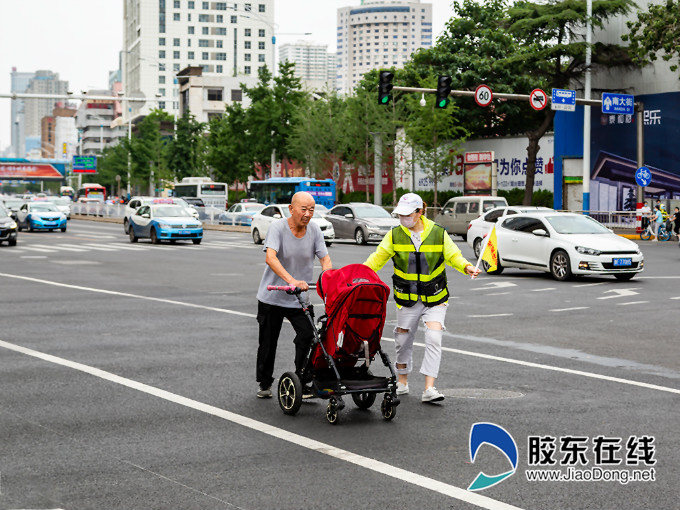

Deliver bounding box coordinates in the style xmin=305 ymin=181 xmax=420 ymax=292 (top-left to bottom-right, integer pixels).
xmin=651 ymin=205 xmax=664 ymax=241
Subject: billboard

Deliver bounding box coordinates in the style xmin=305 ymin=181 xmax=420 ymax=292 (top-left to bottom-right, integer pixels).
xmin=0 ymin=161 xmax=65 ymax=180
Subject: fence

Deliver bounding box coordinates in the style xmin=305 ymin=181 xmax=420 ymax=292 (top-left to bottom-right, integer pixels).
xmin=71 ymin=202 xmax=224 ymax=224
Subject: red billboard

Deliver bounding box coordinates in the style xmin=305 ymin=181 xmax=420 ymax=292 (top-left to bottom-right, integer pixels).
xmin=0 ymin=163 xmax=64 ymax=180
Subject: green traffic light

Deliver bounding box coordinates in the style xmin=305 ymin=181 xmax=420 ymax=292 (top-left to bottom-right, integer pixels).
xmin=381 ymin=96 xmax=389 ymax=104
xmin=438 ymin=99 xmax=447 ymax=108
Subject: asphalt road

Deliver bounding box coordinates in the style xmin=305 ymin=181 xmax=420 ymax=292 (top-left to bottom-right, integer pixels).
xmin=1 ymin=219 xmax=678 ymax=510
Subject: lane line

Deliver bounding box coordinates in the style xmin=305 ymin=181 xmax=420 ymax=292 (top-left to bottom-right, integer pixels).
xmin=484 ymin=292 xmax=511 ymax=296
xmin=573 ymin=282 xmax=608 ymax=288
xmin=617 ymin=301 xmax=649 ymax=306
xmin=550 ymin=307 xmax=589 ymax=312
xmin=19 ymin=245 xmax=58 ymax=253
xmin=1 ymin=272 xmax=677 ymax=395
xmin=467 ymin=313 xmax=513 ymax=318
xmin=0 ymin=338 xmax=524 ymax=510
xmin=671 ymin=297 xmax=680 ymax=300
xmin=78 ymin=244 xmax=119 ymax=252
xmin=41 ymin=244 xmax=89 ymax=252
xmin=530 ymin=288 xmax=555 ymax=292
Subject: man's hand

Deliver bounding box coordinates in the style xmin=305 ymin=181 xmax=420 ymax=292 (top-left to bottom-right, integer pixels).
xmin=465 ymin=264 xmax=481 ymax=279
xmin=291 ymin=279 xmax=309 ymax=291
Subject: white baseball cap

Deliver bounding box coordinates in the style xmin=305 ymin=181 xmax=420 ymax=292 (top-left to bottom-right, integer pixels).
xmin=393 ymin=193 xmax=424 ymax=216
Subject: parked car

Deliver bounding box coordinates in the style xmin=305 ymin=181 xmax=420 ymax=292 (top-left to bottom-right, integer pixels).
xmin=251 ymin=204 xmax=335 ymax=246
xmin=434 ymin=196 xmax=509 ymax=240
xmin=325 ymin=203 xmax=400 ymax=245
xmin=16 ymin=202 xmax=68 ymax=232
xmin=0 ymin=204 xmax=18 ymax=246
xmin=485 ymin=212 xmax=644 ymax=281
xmin=1 ymin=197 xmax=23 ymax=219
xmin=124 ymin=196 xmax=199 ymax=233
xmin=467 ymin=206 xmax=553 ymax=257
xmin=218 ymin=202 xmax=265 ymax=226
xmin=128 ymin=204 xmax=203 ymax=244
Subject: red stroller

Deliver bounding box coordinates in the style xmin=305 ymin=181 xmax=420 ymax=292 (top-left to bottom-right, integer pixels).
xmin=268 ymin=264 xmax=400 ymax=424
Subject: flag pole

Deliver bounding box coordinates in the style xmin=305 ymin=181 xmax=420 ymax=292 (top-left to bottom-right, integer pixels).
xmin=471 ymin=225 xmax=495 ymax=278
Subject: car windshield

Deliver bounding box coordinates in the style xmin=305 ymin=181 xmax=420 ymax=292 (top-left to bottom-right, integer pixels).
xmin=153 ymin=206 xmax=191 ymax=218
xmin=0 ymin=207 xmax=10 ymax=219
xmin=244 ymin=204 xmax=265 ymax=212
xmin=30 ymin=204 xmax=59 ymax=212
xmin=545 ymin=215 xmax=611 ymax=234
xmin=3 ymin=199 xmax=22 ymax=208
xmin=352 ymin=205 xmax=392 ymax=219
xmin=51 ymin=197 xmax=72 ymax=206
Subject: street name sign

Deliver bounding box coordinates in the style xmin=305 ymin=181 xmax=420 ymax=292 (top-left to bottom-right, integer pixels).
xmin=551 ymin=88 xmax=576 ymax=112
xmin=602 ymin=93 xmax=634 ymax=115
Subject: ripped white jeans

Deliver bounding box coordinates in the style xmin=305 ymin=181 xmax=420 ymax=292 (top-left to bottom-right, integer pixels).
xmin=394 ymin=301 xmax=447 ymax=378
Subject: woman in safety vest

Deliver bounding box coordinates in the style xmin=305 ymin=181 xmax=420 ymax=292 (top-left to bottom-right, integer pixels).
xmin=364 ymin=193 xmax=480 ymax=403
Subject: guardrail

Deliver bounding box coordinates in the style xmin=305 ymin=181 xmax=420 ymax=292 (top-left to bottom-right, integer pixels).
xmin=71 ymin=203 xmax=224 ymax=224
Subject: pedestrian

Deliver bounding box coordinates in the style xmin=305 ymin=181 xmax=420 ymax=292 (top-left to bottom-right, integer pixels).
xmin=255 ymin=192 xmax=332 ymax=399
xmin=363 ymin=193 xmax=480 ymax=404
xmin=651 ymin=204 xmax=663 ymax=241
xmin=639 ymin=201 xmax=651 ymax=231
xmin=671 ymin=206 xmax=680 ymax=239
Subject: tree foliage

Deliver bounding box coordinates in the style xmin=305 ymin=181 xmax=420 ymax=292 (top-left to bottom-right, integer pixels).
xmin=166 ymin=110 xmax=206 ymax=180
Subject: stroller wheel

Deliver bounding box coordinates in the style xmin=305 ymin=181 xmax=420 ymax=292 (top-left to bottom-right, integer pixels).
xmin=326 ymin=400 xmax=340 ymax=425
xmin=351 ymin=392 xmax=377 ymax=410
xmin=381 ymin=397 xmax=397 ymax=421
xmin=278 ymin=372 xmax=303 ymax=416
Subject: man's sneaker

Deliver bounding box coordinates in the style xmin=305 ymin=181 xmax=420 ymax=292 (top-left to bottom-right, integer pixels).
xmin=257 ymin=386 xmax=272 ymax=399
xmin=302 ymin=385 xmax=315 ymax=399
xmin=396 ymin=382 xmax=409 ymax=395
xmin=422 ymin=387 xmax=445 ymax=403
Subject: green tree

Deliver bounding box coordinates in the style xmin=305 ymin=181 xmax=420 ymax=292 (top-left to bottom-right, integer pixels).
xmin=97 ymin=143 xmax=129 ymax=196
xmin=166 ymin=110 xmax=206 ymax=180
xmin=622 ymin=0 xmax=680 ymax=75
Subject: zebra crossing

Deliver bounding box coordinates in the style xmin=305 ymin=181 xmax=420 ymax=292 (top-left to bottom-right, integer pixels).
xmin=2 ymin=238 xmax=258 ymax=255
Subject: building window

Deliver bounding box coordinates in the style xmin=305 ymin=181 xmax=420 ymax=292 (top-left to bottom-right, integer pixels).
xmin=187 ymin=39 xmax=192 ymax=46
xmin=258 ymin=4 xmax=265 ymax=12
xmin=216 ymin=27 xmax=226 ymax=35
xmin=202 ymin=1 xmax=208 ymax=8
xmin=216 ymin=14 xmax=223 ymax=23
xmin=174 ymin=0 xmax=180 ymax=7
xmin=174 ymin=51 xmax=180 ymax=58
xmin=207 ymin=88 xmax=223 ymax=101
xmin=244 ymin=53 xmax=251 ymax=61
xmin=245 ymin=28 xmax=251 ymax=36
xmin=216 ymin=2 xmax=227 ymax=9
xmin=244 ymin=41 xmax=251 ymax=49
xmin=188 ymin=0 xmax=194 ymax=7
xmin=231 ymin=15 xmax=237 ymax=23
xmin=245 ymin=3 xmax=251 ymax=11
xmin=173 ymin=63 xmax=180 ymax=71
xmin=258 ymin=54 xmax=265 ymax=62
xmin=158 ymin=101 xmax=166 ymax=109
xmin=231 ymin=89 xmax=243 ymax=101
xmin=159 ymin=50 xmax=166 ymax=58
xmin=202 ymin=52 xmax=209 ymax=60
xmin=258 ymin=29 xmax=265 ymax=37
xmin=245 ymin=66 xmax=251 ymax=74
xmin=216 ymin=65 xmax=223 ymax=73
xmin=199 ymin=14 xmax=210 ymax=22
xmin=159 ymin=88 xmax=166 ymax=96
xmin=216 ymin=40 xmax=223 ymax=48
xmin=258 ymin=41 xmax=265 ymax=50
xmin=216 ymin=52 xmax=226 ymax=60
xmin=159 ymin=75 xmax=166 ymax=84
xmin=188 ymin=51 xmax=195 ymax=59
xmin=174 ymin=38 xmax=180 ymax=46
xmin=199 ymin=39 xmax=209 ymax=47
xmin=159 ymin=63 xmax=166 ymax=71
xmin=188 ymin=26 xmax=195 ymax=34
xmin=173 ymin=13 xmax=180 ymax=21
xmin=202 ymin=26 xmax=209 ymax=34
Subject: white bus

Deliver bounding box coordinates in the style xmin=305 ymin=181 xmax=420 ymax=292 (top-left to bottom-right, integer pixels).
xmin=173 ymin=177 xmax=228 ymax=209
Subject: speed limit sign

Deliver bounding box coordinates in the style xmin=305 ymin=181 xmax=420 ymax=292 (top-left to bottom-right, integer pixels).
xmin=474 ymin=84 xmax=493 ymax=107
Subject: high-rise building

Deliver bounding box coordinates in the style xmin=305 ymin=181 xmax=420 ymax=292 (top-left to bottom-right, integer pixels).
xmin=336 ymin=0 xmax=432 ymax=94
xmin=41 ymin=105 xmax=77 ymax=159
xmin=10 ymin=68 xmax=35 ymax=158
xmin=76 ymin=91 xmax=121 ymax=156
xmin=23 ymin=71 xmax=69 ymax=140
xmin=279 ymin=42 xmax=336 ymax=92
xmin=122 ymin=0 xmax=275 ymax=121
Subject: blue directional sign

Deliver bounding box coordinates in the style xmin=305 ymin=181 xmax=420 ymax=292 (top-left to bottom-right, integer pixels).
xmin=72 ymin=155 xmax=97 ymax=174
xmin=551 ymin=88 xmax=576 ymax=112
xmin=602 ymin=93 xmax=634 ymax=115
xmin=635 ymin=166 xmax=652 ymax=187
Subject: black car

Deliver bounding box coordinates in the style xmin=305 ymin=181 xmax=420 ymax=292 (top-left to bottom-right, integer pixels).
xmin=0 ymin=204 xmax=18 ymax=246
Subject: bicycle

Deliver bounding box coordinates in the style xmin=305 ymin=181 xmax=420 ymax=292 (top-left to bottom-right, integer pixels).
xmin=640 ymin=222 xmax=671 ymax=241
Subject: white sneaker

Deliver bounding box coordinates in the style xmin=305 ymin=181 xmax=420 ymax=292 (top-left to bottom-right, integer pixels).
xmin=422 ymin=387 xmax=445 ymax=403
xmin=396 ymin=382 xmax=409 ymax=395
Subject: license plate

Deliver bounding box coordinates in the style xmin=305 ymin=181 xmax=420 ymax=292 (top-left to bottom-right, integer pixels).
xmin=45 ymin=222 xmax=56 ymax=226
xmin=179 ymin=230 xmax=190 ymax=235
xmin=613 ymin=258 xmax=632 ymax=267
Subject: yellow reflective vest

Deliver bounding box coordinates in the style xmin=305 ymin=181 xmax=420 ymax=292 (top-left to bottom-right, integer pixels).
xmin=364 ymin=216 xmax=471 ymax=307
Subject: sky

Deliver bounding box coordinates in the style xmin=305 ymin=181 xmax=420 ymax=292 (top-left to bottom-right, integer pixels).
xmin=0 ymin=0 xmax=455 ymax=152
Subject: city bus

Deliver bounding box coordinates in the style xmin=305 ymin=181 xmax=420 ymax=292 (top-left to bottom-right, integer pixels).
xmin=173 ymin=177 xmax=228 ymax=209
xmin=248 ymin=177 xmax=336 ymax=208
xmin=76 ymin=183 xmax=106 ymax=202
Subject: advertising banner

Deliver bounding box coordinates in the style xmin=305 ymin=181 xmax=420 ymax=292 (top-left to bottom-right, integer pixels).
xmin=0 ymin=162 xmax=64 ymax=180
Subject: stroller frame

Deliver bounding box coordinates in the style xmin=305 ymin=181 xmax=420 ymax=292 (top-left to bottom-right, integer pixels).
xmin=269 ymin=284 xmax=400 ymax=424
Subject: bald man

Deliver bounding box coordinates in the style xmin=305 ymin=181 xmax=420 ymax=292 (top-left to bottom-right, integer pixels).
xmin=255 ymin=192 xmax=332 ymax=398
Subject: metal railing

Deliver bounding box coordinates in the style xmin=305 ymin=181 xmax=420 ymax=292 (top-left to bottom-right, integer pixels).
xmin=71 ymin=203 xmax=224 ymax=224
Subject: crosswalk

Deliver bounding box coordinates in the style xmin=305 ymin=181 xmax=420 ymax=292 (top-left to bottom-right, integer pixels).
xmin=2 ymin=239 xmax=258 ymax=255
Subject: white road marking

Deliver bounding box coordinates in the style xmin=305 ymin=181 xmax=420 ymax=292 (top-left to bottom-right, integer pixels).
xmin=573 ymin=282 xmax=608 ymax=287
xmin=74 ymin=233 xmax=117 ymax=239
xmin=20 ymin=256 xmax=47 ymax=259
xmin=1 ymin=272 xmax=677 ymax=396
xmin=78 ymin=243 xmax=120 ymax=252
xmin=105 ymin=244 xmax=150 ymax=251
xmin=671 ymin=297 xmax=680 ymax=300
xmin=0 ymin=338 xmax=525 ymax=510
xmin=467 ymin=313 xmax=513 ymax=318
xmin=530 ymin=288 xmax=555 ymax=292
xmin=484 ymin=292 xmax=511 ymax=296
xmin=597 ymin=288 xmax=640 ymax=300
xmin=550 ymin=307 xmax=589 ymax=312
xmin=617 ymin=301 xmax=649 ymax=306
xmin=47 ymin=244 xmax=89 ymax=252
xmin=20 ymin=245 xmax=58 ymax=253
xmin=471 ymin=282 xmax=517 ymax=291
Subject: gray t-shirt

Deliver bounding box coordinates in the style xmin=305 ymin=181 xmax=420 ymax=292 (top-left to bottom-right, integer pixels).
xmin=256 ymin=218 xmax=328 ymax=308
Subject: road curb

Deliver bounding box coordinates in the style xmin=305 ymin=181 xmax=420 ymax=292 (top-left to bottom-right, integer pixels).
xmin=70 ymin=214 xmax=249 ymax=233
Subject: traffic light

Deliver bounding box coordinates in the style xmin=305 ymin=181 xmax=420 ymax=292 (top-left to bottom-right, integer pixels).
xmin=378 ymin=70 xmax=394 ymax=105
xmin=435 ymin=75 xmax=452 ymax=109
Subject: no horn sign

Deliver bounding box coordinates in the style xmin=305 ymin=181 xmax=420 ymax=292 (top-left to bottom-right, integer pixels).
xmin=530 ymin=89 xmax=547 ymax=111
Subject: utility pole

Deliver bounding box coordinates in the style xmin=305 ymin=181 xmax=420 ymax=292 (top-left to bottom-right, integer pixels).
xmin=372 ymin=133 xmax=382 ymax=206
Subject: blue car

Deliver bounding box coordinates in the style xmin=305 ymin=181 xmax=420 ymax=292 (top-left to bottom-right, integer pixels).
xmin=129 ymin=204 xmax=203 ymax=244
xmin=16 ymin=202 xmax=68 ymax=232
xmin=218 ymin=202 xmax=265 ymax=226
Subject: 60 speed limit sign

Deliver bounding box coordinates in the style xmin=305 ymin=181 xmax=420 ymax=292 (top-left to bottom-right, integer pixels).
xmin=474 ymin=84 xmax=493 ymax=107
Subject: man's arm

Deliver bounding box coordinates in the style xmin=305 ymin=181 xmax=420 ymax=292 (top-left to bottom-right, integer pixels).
xmin=265 ymin=248 xmax=309 ymax=290
xmin=319 ymin=254 xmax=332 ymax=272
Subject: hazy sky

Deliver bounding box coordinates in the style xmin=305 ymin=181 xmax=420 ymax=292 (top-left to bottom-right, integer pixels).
xmin=0 ymin=0 xmax=455 ymax=152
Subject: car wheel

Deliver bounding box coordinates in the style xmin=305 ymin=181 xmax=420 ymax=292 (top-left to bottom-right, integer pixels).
xmin=8 ymin=239 xmax=17 ymax=246
xmin=483 ymin=257 xmax=504 ymax=275
xmin=325 ymin=241 xmax=333 ymax=247
xmin=129 ymin=226 xmax=138 ymax=243
xmin=150 ymin=227 xmax=160 ymax=244
xmin=550 ymin=249 xmax=572 ymax=281
xmin=60 ymin=226 xmax=66 ymax=233
xmin=28 ymin=220 xmax=34 ymax=232
xmin=354 ymin=228 xmax=367 ymax=245
xmin=17 ymin=222 xmax=22 ymax=232
xmin=123 ymin=218 xmax=129 ymax=234
xmin=473 ymin=238 xmax=482 ymax=258
xmin=614 ymin=273 xmax=636 ymax=281
xmin=460 ymin=233 xmax=467 ymax=242
xmin=252 ymin=228 xmax=263 ymax=245
xmin=170 ymin=239 xmax=177 ymax=244
xmin=192 ymin=239 xmax=201 ymax=245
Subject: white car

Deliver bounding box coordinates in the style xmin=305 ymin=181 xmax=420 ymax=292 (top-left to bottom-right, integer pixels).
xmin=47 ymin=197 xmax=73 ymax=219
xmin=250 ymin=204 xmax=335 ymax=246
xmin=124 ymin=196 xmax=199 ymax=233
xmin=467 ymin=206 xmax=553 ymax=257
xmin=484 ymin=212 xmax=644 ymax=281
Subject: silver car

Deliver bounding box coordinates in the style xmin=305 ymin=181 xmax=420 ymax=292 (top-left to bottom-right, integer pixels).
xmin=326 ymin=203 xmax=400 ymax=245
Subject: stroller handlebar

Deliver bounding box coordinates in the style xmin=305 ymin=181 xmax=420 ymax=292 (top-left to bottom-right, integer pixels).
xmin=267 ymin=284 xmax=316 ymax=295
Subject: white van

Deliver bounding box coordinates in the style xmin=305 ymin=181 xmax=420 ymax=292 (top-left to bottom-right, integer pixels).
xmin=434 ymin=196 xmax=508 ymax=240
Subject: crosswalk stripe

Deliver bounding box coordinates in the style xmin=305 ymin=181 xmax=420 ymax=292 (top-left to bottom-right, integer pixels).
xmin=20 ymin=245 xmax=58 ymax=253
xmin=36 ymin=244 xmax=88 ymax=252
xmin=105 ymin=243 xmax=150 ymax=251
xmin=78 ymin=243 xmax=119 ymax=252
